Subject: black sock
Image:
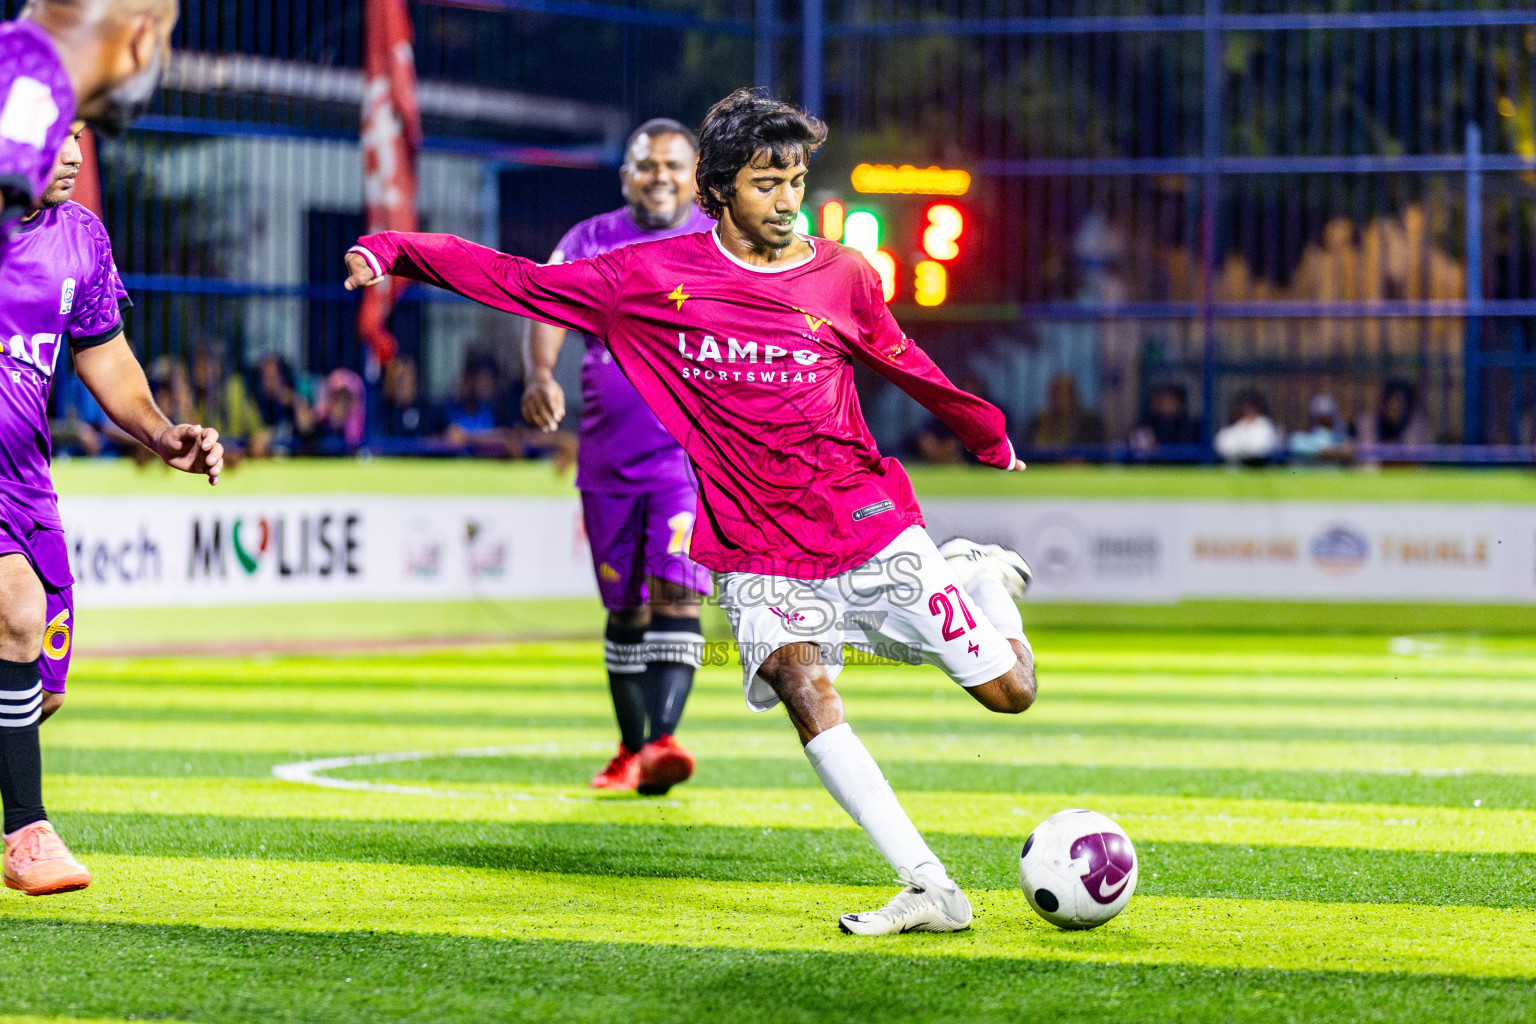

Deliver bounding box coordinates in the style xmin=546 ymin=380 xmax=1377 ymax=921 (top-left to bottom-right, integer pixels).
xmin=643 ymin=614 xmax=703 ymax=741
xmin=604 ymin=619 xmax=648 ymax=753
xmin=0 ymin=658 xmax=45 ymax=835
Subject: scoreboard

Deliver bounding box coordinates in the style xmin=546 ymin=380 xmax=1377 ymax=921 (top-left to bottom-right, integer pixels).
xmin=795 ymin=163 xmax=975 ymax=308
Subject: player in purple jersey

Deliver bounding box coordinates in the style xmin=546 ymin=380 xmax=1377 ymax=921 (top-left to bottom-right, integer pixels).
xmin=0 ymin=0 xmax=178 ymax=256
xmin=0 ymin=123 xmax=222 ymax=897
xmin=522 ymin=119 xmax=716 ymax=794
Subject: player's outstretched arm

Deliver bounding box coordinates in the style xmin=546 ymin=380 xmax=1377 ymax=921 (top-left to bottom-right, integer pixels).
xmin=345 ymin=232 xmax=623 ymax=340
xmin=850 ymin=278 xmax=1024 ymax=472
xmin=73 ymin=335 xmax=224 ymax=485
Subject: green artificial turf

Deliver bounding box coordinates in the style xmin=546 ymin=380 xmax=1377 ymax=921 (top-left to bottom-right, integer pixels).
xmin=41 ymin=812 xmax=1536 ymax=910
xmin=4 ymin=924 xmax=1534 ymax=1024
xmin=50 ymin=456 xmax=1536 ymax=503
xmin=49 ymin=457 xmax=581 ymax=498
xmin=73 ymin=596 xmax=1536 ymax=657
xmin=7 ymin=628 xmax=1536 ymax=1022
xmin=77 ymin=599 xmax=606 ymax=650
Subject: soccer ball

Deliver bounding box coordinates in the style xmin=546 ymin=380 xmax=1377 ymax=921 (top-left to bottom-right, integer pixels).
xmin=1018 ymin=808 xmax=1138 ymax=929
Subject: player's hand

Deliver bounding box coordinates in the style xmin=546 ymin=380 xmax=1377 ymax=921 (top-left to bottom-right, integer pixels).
xmin=343 ymin=251 xmax=383 ymax=291
xmin=521 ymin=372 xmax=566 ymax=432
xmin=1008 ymin=457 xmax=1027 ymax=471
xmin=156 ymin=423 xmax=224 ymax=486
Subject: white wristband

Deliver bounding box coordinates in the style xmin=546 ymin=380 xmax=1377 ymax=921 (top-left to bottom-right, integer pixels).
xmin=346 ymin=244 xmax=384 ymax=279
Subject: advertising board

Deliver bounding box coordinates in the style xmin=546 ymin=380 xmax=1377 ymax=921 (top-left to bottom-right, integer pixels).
xmin=58 ymin=495 xmax=1536 ymax=606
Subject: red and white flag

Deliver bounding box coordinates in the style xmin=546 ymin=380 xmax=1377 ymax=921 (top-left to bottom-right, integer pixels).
xmin=358 ymin=0 xmax=421 ymax=364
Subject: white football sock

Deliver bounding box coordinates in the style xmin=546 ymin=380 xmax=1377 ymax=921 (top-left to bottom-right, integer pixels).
xmin=803 ymin=723 xmax=946 ymax=879
xmin=965 ymin=572 xmax=1031 ymax=649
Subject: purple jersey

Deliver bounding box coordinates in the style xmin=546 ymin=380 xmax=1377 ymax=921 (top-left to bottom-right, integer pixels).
xmin=0 ymin=201 xmax=129 ymax=529
xmin=0 ymin=20 xmax=75 ymax=261
xmin=550 ymin=205 xmax=715 ymax=493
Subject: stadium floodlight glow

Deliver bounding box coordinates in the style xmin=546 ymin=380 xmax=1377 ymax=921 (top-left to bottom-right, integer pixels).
xmin=922 ymin=204 xmax=965 ymax=261
xmin=820 ymin=200 xmax=846 ymax=241
xmin=914 ymin=260 xmax=947 ymax=306
xmin=842 ymin=210 xmax=881 ymax=256
xmin=869 ymin=249 xmax=897 ymax=303
xmin=850 ymin=163 xmax=971 ymax=196
xmin=793 ymin=211 xmax=809 ymax=235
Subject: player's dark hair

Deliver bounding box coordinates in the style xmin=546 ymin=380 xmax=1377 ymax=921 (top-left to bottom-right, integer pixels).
xmin=625 ymin=118 xmax=698 ymax=160
xmin=695 ymin=89 xmax=827 ymax=220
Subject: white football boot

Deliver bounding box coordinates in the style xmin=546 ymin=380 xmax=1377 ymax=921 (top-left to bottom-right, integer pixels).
xmin=938 ymin=537 xmax=1032 ymax=601
xmin=838 ymin=867 xmax=973 ymax=935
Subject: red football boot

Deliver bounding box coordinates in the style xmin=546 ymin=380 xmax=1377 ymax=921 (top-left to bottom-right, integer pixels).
xmin=4 ymin=821 xmax=91 ymax=896
xmin=637 ymin=734 xmax=694 ymax=796
xmin=589 ymin=745 xmax=641 ymax=791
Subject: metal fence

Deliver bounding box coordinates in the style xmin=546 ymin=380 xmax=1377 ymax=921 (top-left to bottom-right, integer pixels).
xmin=806 ymin=1 xmax=1536 ymax=457
xmin=11 ymin=1 xmax=1536 ymax=458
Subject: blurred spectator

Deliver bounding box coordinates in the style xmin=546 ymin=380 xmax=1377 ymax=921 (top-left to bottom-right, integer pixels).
xmin=437 ymin=350 xmax=519 ymax=456
xmin=1288 ymin=393 xmax=1351 ymax=462
xmin=375 ymin=354 xmax=439 ymax=441
xmin=908 ymin=418 xmax=965 ymax=464
xmin=1026 ymin=373 xmax=1104 ymax=449
xmin=1356 ymin=379 xmax=1431 ymax=447
xmin=1213 ymin=388 xmax=1280 ymax=464
xmin=253 ymin=354 xmax=314 ymax=455
xmin=191 ymin=342 xmax=269 ymax=458
xmin=906 ymin=371 xmax=996 ymax=464
xmin=1130 ymin=382 xmax=1201 ymax=454
xmin=306 ymin=369 xmax=366 ymax=456
xmin=148 ymin=356 xmax=195 ymax=422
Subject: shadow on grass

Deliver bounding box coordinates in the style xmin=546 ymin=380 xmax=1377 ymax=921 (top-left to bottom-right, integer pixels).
xmin=0 ymin=919 xmax=1529 ymax=1024
xmin=57 ymin=812 xmax=1536 ymax=909
xmin=48 ymin=747 xmax=1536 ymax=810
xmin=56 ymin=703 xmax=1536 ymax=746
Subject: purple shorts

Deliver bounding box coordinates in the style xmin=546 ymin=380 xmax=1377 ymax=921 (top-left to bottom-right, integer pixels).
xmin=0 ymin=507 xmax=74 ymax=694
xmin=582 ymin=484 xmax=712 ymax=610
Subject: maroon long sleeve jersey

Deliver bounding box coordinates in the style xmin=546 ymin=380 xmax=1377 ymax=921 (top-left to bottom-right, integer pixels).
xmin=351 ymin=229 xmax=1016 ymax=579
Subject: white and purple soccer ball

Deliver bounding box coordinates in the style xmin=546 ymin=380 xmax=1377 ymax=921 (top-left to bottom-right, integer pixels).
xmin=1019 ymin=808 xmax=1138 ymax=929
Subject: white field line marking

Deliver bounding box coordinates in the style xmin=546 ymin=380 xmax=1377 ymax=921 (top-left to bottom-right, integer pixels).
xmin=1389 ymin=636 xmax=1485 ymax=659
xmin=271 ymin=743 xmax=617 ymax=804
xmin=1387 ymin=634 xmax=1536 ymax=661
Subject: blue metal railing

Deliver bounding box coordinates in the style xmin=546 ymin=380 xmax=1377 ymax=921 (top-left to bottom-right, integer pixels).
xmin=422 ymin=0 xmax=753 ymax=34
xmin=133 ymin=114 xmax=613 ymax=166
xmin=823 ymin=9 xmax=1536 ymax=39
xmin=979 ymin=154 xmax=1536 ymax=175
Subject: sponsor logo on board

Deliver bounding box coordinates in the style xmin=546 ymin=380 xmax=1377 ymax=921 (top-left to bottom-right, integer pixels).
xmin=1310 ymin=526 xmax=1369 ymax=575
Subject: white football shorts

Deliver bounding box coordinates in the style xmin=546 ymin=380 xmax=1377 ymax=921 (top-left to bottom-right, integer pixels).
xmin=714 ymin=525 xmax=1019 ymax=712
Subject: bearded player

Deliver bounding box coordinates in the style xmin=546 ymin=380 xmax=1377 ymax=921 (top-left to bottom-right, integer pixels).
xmin=0 ymin=0 xmax=178 ymax=259
xmin=346 ymin=88 xmax=1035 ymax=935
xmin=1 ymin=122 xmax=222 ymax=896
xmin=522 ymin=118 xmax=715 ymax=795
